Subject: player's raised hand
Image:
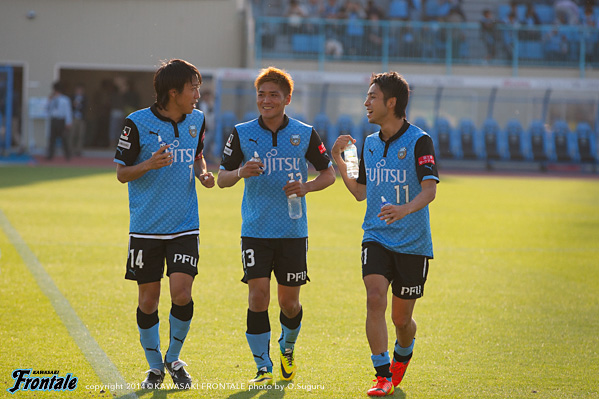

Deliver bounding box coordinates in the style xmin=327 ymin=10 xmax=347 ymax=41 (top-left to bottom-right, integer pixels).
xmin=332 ymin=135 xmax=356 ymax=158
xmin=239 ymin=159 xmax=264 ymax=178
xmin=148 ymin=144 xmax=173 ymax=169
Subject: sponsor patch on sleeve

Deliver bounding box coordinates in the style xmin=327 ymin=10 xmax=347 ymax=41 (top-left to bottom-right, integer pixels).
xmin=223 ymin=147 xmax=232 ymax=156
xmin=318 ymin=143 xmax=326 ymax=154
xmin=418 ymin=155 xmax=435 ymax=165
xmin=120 ymin=126 xmax=131 ymax=140
xmin=118 ymin=139 xmax=131 ymax=149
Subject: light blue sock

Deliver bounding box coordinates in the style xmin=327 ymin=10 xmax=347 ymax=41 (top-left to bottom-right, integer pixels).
xmin=165 ymin=313 xmax=191 ymax=363
xmin=371 ymin=351 xmax=392 ymax=380
xmin=279 ymin=308 xmax=303 ymax=353
xmin=246 ymin=332 xmax=272 ymax=372
xmin=371 ymin=351 xmax=390 ymax=368
xmin=139 ymin=323 xmax=163 ymax=370
xmin=279 ymin=322 xmax=301 ymax=353
xmin=394 ymin=338 xmax=415 ymax=361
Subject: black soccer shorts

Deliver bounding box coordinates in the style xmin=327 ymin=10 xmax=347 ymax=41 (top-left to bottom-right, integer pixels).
xmin=361 ymin=241 xmax=429 ymax=299
xmin=240 ymin=237 xmax=309 ymax=286
xmin=125 ymin=234 xmax=199 ymax=285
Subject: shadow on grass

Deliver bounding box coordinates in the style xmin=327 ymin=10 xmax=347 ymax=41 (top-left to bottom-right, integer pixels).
xmin=226 ymin=380 xmax=290 ymax=399
xmin=0 ymin=165 xmax=114 ymax=189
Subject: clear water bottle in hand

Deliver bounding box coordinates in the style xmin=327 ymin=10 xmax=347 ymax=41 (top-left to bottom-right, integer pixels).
xmin=158 ymin=135 xmax=172 ymax=166
xmin=381 ymin=196 xmax=392 ymax=223
xmin=250 ymin=151 xmax=263 ymax=173
xmin=344 ymin=141 xmax=359 ymax=179
xmin=287 ymin=179 xmax=302 ymax=219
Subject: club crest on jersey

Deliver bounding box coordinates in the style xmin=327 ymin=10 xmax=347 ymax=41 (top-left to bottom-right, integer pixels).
xmin=189 ymin=125 xmax=197 ymax=138
xmin=398 ymin=147 xmax=407 ymax=160
xmin=290 ymin=134 xmax=301 ymax=146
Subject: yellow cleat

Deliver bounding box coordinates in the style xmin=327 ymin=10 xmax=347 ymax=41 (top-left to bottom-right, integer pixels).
xmin=279 ymin=349 xmax=296 ymax=381
xmin=249 ymin=368 xmax=273 ymax=385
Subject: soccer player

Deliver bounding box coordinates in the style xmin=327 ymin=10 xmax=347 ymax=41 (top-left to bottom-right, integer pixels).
xmin=114 ymin=59 xmax=215 ymax=389
xmin=217 ymin=67 xmax=335 ymax=385
xmin=332 ymin=72 xmax=439 ymax=397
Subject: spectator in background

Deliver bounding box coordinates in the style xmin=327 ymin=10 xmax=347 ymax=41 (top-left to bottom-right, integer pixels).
xmin=480 ymin=9 xmax=498 ymax=62
xmin=305 ymin=0 xmax=323 ymax=18
xmin=501 ymin=12 xmax=521 ymax=59
xmin=323 ymin=0 xmax=342 ymax=19
xmin=582 ymin=4 xmax=599 ymax=62
xmin=365 ymin=0 xmax=385 ymax=19
xmin=365 ymin=9 xmax=384 ymax=57
xmin=46 ymin=81 xmax=72 ymax=161
xmin=285 ymin=0 xmax=308 ymax=34
xmin=554 ymin=0 xmax=581 ymax=25
xmin=543 ymin=26 xmax=569 ymax=61
xmin=70 ymin=83 xmax=87 ymax=157
xmin=339 ymin=0 xmax=367 ymax=55
xmin=523 ymin=4 xmax=541 ymax=26
xmin=323 ymin=0 xmax=344 ymax=56
xmin=339 ymin=0 xmax=367 ymax=20
xmin=582 ymin=4 xmax=599 ymax=27
xmin=446 ymin=0 xmax=467 ymax=22
xmin=521 ymin=4 xmax=541 ymax=40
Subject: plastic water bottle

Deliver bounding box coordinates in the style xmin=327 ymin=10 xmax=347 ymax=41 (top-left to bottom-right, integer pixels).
xmin=287 ymin=179 xmax=302 ymax=219
xmin=250 ymin=151 xmax=263 ymax=173
xmin=381 ymin=196 xmax=392 ymax=222
xmin=158 ymin=135 xmax=172 ymax=166
xmin=344 ymin=141 xmax=359 ymax=179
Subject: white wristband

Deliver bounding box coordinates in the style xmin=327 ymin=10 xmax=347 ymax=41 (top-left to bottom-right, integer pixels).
xmin=237 ymin=168 xmax=241 ymax=178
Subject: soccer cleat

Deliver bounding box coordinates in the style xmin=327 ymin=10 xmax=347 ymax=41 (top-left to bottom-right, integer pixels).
xmin=249 ymin=367 xmax=274 ymax=385
xmin=141 ymin=368 xmax=164 ymax=389
xmin=280 ymin=348 xmax=296 ymax=381
xmin=367 ymin=376 xmax=395 ymax=397
xmin=390 ymin=358 xmax=411 ymax=387
xmin=164 ymin=359 xmax=192 ymax=389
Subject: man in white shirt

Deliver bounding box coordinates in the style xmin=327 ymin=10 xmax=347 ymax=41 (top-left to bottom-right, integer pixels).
xmin=46 ymin=81 xmax=73 ymax=160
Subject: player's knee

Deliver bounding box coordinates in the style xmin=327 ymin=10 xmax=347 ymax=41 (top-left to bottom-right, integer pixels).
xmin=279 ymin=297 xmax=300 ymax=317
xmin=392 ymin=314 xmax=415 ymax=332
xmin=248 ymin=290 xmax=270 ymax=311
xmin=171 ymin=291 xmax=192 ymax=307
xmin=138 ymin=297 xmax=159 ymax=314
xmin=366 ymin=289 xmax=387 ymax=310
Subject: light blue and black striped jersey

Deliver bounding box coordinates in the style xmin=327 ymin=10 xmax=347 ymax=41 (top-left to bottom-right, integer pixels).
xmin=114 ymin=104 xmax=205 ymax=237
xmin=220 ymin=115 xmax=331 ymax=239
xmin=357 ymin=122 xmax=439 ymax=257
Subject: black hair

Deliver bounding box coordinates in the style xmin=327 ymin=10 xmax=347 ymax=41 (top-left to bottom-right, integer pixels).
xmin=154 ymin=59 xmax=201 ymax=109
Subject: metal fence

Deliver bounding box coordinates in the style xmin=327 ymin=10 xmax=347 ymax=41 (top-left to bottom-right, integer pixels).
xmin=254 ymin=17 xmax=599 ymax=77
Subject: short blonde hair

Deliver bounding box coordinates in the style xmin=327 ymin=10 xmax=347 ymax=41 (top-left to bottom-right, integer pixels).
xmin=254 ymin=66 xmax=294 ymax=97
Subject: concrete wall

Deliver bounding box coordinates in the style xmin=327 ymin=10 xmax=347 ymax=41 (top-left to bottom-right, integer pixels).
xmin=0 ymin=0 xmax=244 ymax=152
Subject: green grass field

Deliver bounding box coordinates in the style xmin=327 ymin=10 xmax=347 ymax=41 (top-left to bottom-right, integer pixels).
xmin=0 ymin=166 xmax=598 ymax=399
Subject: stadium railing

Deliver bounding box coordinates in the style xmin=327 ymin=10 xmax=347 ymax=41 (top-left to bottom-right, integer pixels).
xmin=254 ymin=17 xmax=599 ymax=77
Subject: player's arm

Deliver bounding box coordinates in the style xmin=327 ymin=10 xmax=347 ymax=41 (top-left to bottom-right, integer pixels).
xmin=193 ymin=120 xmax=215 ymax=188
xmin=331 ymin=134 xmax=366 ymax=201
xmin=379 ymin=135 xmax=439 ymax=224
xmin=378 ymin=179 xmax=436 ymax=224
xmin=283 ymin=165 xmax=335 ymax=197
xmin=284 ymin=128 xmax=336 ymax=197
xmin=217 ymin=128 xmax=263 ymax=188
xmin=115 ymin=119 xmax=172 ymax=183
